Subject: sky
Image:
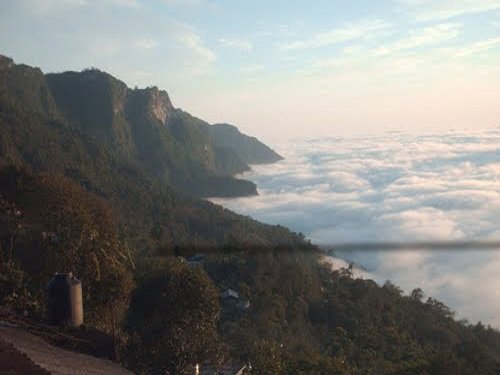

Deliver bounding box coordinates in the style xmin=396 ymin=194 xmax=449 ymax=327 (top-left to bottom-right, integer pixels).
xmin=1 ymin=0 xmax=500 ymax=139
xmin=211 ymin=128 xmax=500 ymax=326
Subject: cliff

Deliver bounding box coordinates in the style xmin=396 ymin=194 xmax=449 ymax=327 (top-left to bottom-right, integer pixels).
xmin=1 ymin=54 xmax=285 ymax=197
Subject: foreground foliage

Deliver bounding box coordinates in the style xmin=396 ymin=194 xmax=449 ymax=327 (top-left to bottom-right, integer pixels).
xmin=126 ymin=259 xmax=222 ymax=374
xmin=0 ymin=167 xmax=134 ymax=331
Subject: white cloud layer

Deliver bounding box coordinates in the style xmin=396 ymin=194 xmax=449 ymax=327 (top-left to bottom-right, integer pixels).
xmin=281 ymin=19 xmax=391 ymax=51
xmin=218 ymin=38 xmax=253 ymax=51
xmin=398 ymin=0 xmax=500 ymax=21
xmin=0 ymin=0 xmax=217 ymax=85
xmin=452 ymin=36 xmax=500 ymax=57
xmin=375 ymin=23 xmax=462 ymax=56
xmin=212 ymin=129 xmax=500 ymax=327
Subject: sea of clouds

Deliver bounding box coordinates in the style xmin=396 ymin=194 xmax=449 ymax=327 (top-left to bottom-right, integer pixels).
xmin=211 ymin=128 xmax=500 ymax=327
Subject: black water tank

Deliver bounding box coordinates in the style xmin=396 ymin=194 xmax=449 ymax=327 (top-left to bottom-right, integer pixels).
xmin=47 ymin=272 xmax=83 ymax=327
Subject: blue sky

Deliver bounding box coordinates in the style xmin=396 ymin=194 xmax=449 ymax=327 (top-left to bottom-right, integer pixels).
xmin=1 ymin=0 xmax=499 ymax=139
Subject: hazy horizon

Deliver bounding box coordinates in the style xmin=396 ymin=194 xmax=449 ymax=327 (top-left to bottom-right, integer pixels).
xmin=1 ymin=0 xmax=500 ymax=140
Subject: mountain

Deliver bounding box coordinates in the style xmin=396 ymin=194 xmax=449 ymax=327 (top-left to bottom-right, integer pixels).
xmin=0 ymin=55 xmax=57 ymax=117
xmin=43 ymin=65 xmax=281 ymax=197
xmin=0 ymin=54 xmax=283 ymax=198
xmin=209 ymin=123 xmax=283 ymax=164
xmin=0 ymin=53 xmax=307 ymax=254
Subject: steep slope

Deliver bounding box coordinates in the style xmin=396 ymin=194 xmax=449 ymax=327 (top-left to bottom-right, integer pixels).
xmin=0 ymin=55 xmax=57 ymax=117
xmin=44 ymin=67 xmax=258 ymax=197
xmin=0 ymin=54 xmax=307 ymax=255
xmin=44 ymin=69 xmax=136 ymax=161
xmin=209 ymin=123 xmax=283 ymax=164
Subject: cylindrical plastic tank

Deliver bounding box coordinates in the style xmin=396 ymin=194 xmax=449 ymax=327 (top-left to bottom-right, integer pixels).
xmin=47 ymin=272 xmax=83 ymax=327
xmin=69 ymin=276 xmax=84 ymax=327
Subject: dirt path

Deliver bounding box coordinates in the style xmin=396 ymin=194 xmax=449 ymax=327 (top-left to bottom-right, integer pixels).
xmin=0 ymin=325 xmax=134 ymax=375
xmin=0 ymin=336 xmax=50 ymax=374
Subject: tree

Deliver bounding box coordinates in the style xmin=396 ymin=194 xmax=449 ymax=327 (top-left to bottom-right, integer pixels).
xmin=0 ymin=166 xmax=134 ymax=331
xmin=126 ymin=259 xmax=222 ymax=374
xmin=248 ymin=339 xmax=285 ymax=375
xmin=0 ymin=193 xmax=23 ymax=263
xmin=410 ymin=288 xmax=424 ymax=301
xmin=427 ymin=352 xmax=461 ymax=375
xmin=0 ymin=191 xmax=33 ymax=313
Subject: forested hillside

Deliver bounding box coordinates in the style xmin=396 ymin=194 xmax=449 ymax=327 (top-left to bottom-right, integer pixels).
xmin=0 ymin=54 xmax=302 ymax=253
xmin=0 ymin=54 xmax=282 ymax=198
xmin=1 ymin=54 xmax=500 ymax=374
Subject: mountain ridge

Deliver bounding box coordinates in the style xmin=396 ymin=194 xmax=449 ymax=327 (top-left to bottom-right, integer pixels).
xmin=0 ymin=52 xmax=306 ymax=254
xmin=210 ymin=122 xmax=283 ymax=165
xmin=0 ymin=53 xmax=282 ymax=198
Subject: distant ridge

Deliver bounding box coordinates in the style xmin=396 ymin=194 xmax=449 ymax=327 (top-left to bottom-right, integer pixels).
xmin=209 ymin=123 xmax=283 ymax=165
xmin=0 ymin=52 xmax=306 ymax=254
xmin=0 ymin=53 xmax=282 ymax=198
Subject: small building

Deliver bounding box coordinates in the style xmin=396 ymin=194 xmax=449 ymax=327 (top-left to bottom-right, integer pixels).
xmin=186 ymin=254 xmax=206 ymax=267
xmin=235 ymin=299 xmax=250 ymax=311
xmin=221 ymin=289 xmax=239 ymax=301
xmin=220 ymin=289 xmax=250 ymax=314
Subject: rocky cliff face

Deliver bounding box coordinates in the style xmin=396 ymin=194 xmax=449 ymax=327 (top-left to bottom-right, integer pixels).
xmin=149 ymin=87 xmax=173 ymax=125
xmin=126 ymin=86 xmax=173 ymax=125
xmin=46 ymin=69 xmax=137 ymax=161
xmin=0 ymin=54 xmax=57 ymax=117
xmin=1 ymin=55 xmax=280 ymax=197
xmin=0 ymin=54 xmax=14 ymax=70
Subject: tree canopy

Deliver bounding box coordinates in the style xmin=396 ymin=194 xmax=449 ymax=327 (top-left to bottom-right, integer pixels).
xmin=126 ymin=259 xmax=222 ymax=374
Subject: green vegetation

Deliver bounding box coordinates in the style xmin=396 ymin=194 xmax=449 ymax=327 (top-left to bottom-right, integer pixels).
xmin=0 ymin=166 xmax=134 ymax=331
xmin=126 ymin=259 xmax=222 ymax=374
xmin=202 ymin=251 xmax=500 ymax=374
xmin=0 ymin=83 xmax=304 ymax=255
xmin=1 ymin=53 xmax=500 ymax=374
xmin=44 ymin=67 xmax=278 ymax=197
